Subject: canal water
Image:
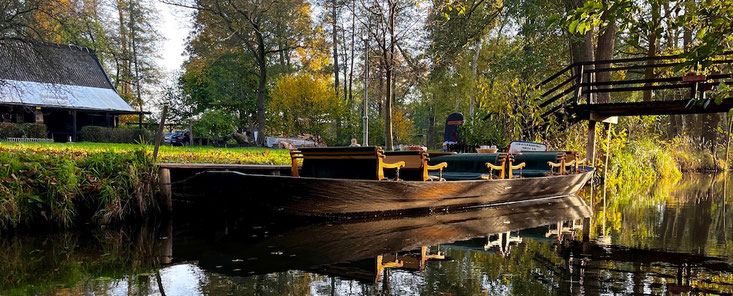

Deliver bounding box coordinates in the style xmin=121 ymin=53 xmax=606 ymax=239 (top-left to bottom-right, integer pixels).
xmin=3 ymin=174 xmax=733 ymax=295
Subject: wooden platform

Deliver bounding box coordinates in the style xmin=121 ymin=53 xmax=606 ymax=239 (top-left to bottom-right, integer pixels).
xmin=569 ymin=99 xmax=733 ymax=118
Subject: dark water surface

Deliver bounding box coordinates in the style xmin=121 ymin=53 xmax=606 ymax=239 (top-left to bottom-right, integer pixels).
xmin=3 ymin=174 xmax=733 ymax=295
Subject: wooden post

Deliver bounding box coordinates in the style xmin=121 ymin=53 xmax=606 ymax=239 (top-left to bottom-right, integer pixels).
xmin=587 ymin=121 xmax=597 ymax=166
xmin=153 ymin=105 xmax=168 ymax=162
xmin=574 ymin=65 xmax=585 ymax=104
xmin=159 ymin=167 xmax=172 ymax=213
xmin=71 ymin=110 xmax=77 ymax=142
xmin=189 ymin=121 xmax=194 ymax=146
xmin=726 ymin=114 xmax=732 ymax=170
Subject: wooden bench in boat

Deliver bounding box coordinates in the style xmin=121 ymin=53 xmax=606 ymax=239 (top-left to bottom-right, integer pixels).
xmin=383 ymin=150 xmax=448 ymax=181
xmin=428 ymin=153 xmax=504 ymax=180
xmin=290 ymin=146 xmax=406 ymax=180
xmin=429 ymin=151 xmax=589 ymax=180
xmin=546 ymin=151 xmax=587 ymax=175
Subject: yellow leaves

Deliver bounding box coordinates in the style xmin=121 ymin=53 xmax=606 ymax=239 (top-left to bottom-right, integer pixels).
xmin=270 ymin=72 xmax=339 ymax=136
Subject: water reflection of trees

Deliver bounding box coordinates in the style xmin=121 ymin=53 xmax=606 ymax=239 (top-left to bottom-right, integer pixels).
xmin=586 ymin=173 xmax=733 ymax=258
xmin=6 ymin=174 xmax=733 ymax=296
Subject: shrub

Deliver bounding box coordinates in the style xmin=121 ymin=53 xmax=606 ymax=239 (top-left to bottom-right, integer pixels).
xmin=0 ymin=123 xmax=47 ymax=139
xmin=80 ymin=126 xmax=152 ymax=144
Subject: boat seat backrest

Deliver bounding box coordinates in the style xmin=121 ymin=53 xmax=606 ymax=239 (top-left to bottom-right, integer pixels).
xmin=383 ymin=150 xmax=439 ymax=181
xmin=512 ymin=152 xmax=566 ymax=172
xmin=296 ymin=146 xmax=383 ymax=180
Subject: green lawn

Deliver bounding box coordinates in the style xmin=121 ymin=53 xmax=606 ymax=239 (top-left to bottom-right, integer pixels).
xmin=0 ymin=141 xmax=291 ymax=165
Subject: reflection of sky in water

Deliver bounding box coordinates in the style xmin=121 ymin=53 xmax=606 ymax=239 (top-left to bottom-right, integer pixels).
xmin=160 ymin=264 xmax=206 ymax=296
xmin=8 ymin=174 xmax=733 ymax=295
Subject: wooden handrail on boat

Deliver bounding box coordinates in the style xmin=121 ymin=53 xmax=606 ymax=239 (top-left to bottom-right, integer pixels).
xmin=290 ymin=149 xmax=304 ymax=177
xmin=508 ymin=162 xmax=526 ymax=179
xmin=484 ymin=162 xmax=506 ymax=179
xmin=379 ymin=158 xmax=406 ymax=180
xmin=385 ymin=150 xmax=447 ymax=181
xmin=483 ymin=153 xmax=511 ymax=179
xmin=292 ymin=147 xmax=405 ymax=180
xmin=375 ymin=255 xmax=403 ymax=282
xmin=548 ymin=161 xmax=564 ymax=175
xmin=574 ymin=158 xmax=587 ymax=173
xmin=425 ymin=162 xmax=448 ymax=181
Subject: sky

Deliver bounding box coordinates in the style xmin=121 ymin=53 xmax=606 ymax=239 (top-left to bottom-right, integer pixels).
xmin=154 ymin=2 xmax=193 ymax=75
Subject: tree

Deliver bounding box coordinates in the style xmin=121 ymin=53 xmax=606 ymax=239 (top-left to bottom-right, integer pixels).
xmin=180 ymin=49 xmax=259 ymax=130
xmin=361 ymin=0 xmax=426 ymax=150
xmin=169 ymin=0 xmax=312 ymax=146
xmin=269 ymin=72 xmax=342 ymax=141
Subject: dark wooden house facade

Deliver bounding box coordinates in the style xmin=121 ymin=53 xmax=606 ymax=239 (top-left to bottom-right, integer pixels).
xmin=0 ymin=40 xmax=137 ymax=142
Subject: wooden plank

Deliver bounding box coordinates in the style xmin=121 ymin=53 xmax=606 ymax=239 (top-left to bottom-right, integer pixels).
xmin=575 ymin=98 xmax=733 ymax=117
xmin=157 ymin=163 xmax=290 ymax=170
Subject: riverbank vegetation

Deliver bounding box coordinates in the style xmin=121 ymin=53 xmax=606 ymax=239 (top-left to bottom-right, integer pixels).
xmin=0 ymin=142 xmax=288 ymax=230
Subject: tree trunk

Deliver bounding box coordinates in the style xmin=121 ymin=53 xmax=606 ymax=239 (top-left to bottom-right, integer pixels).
xmin=683 ymin=0 xmax=697 ymax=136
xmin=469 ymin=42 xmax=480 ymax=118
xmin=256 ymin=33 xmax=267 ymax=146
xmin=595 ymin=10 xmax=617 ymax=104
xmin=564 ymin=0 xmax=594 ymax=89
xmin=348 ymin=0 xmax=356 ymax=105
xmin=332 ymin=0 xmax=342 ymax=140
xmin=427 ymin=105 xmax=435 ymax=149
xmin=383 ymin=0 xmax=395 ymax=151
xmin=117 ymin=0 xmax=130 ymax=97
xmin=643 ymin=21 xmax=659 ymax=101
xmin=332 ymin=0 xmax=340 ymax=99
xmin=129 ymin=1 xmax=144 ymax=124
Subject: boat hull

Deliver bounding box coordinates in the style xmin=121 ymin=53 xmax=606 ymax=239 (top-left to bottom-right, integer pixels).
xmin=180 ymin=168 xmax=594 ymax=216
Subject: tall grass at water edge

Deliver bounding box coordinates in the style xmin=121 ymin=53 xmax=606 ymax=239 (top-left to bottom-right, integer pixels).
xmin=0 ymin=142 xmax=290 ymax=230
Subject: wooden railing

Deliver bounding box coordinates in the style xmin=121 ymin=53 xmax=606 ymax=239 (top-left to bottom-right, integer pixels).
xmin=5 ymin=137 xmax=53 ymax=143
xmin=538 ymin=52 xmax=733 ymax=123
xmin=445 ymin=143 xmax=479 ymax=153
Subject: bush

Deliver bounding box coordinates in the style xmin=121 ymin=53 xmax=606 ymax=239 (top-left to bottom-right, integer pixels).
xmin=80 ymin=126 xmax=152 ymax=144
xmin=0 ymin=123 xmax=47 ymax=139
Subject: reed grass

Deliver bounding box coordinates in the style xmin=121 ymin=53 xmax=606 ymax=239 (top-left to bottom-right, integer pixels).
xmin=0 ymin=142 xmax=290 ymax=230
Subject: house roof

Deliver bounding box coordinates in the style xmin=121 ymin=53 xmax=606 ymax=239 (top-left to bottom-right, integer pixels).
xmin=0 ymin=39 xmax=136 ymax=113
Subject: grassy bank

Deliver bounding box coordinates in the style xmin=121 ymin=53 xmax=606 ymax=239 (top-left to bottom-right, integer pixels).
xmin=0 ymin=142 xmax=289 ymax=230
xmin=597 ymin=133 xmax=724 ymax=185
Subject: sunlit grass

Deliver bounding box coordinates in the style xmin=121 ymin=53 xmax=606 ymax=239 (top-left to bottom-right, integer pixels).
xmin=0 ymin=142 xmax=291 ymax=165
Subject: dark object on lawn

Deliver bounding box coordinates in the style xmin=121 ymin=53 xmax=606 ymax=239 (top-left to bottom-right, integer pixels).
xmin=168 ymin=131 xmax=190 ymax=146
xmin=444 ymin=113 xmax=464 ymax=143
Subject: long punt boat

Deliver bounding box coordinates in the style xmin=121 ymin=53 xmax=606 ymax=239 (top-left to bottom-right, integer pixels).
xmin=183 ymin=146 xmax=594 ymax=216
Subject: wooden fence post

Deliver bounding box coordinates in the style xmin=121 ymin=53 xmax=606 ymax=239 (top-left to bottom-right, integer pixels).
xmin=587 ymin=121 xmax=597 ymax=166
xmin=153 ymin=105 xmax=168 ymax=162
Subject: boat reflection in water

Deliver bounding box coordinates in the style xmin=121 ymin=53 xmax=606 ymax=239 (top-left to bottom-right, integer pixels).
xmin=173 ymin=195 xmax=592 ymax=284
xmin=7 ymin=174 xmax=733 ymax=295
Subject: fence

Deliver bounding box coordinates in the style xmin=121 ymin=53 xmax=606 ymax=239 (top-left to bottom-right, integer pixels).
xmin=5 ymin=137 xmax=54 ymax=143
xmin=445 ymin=143 xmax=479 ymax=153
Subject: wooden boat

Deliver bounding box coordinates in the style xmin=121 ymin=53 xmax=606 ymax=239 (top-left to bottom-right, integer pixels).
xmin=171 ymin=195 xmax=592 ymax=281
xmin=181 ymin=146 xmax=594 ymax=216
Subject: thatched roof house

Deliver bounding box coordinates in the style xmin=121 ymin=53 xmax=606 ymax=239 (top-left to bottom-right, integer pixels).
xmin=0 ymin=39 xmax=137 ymax=141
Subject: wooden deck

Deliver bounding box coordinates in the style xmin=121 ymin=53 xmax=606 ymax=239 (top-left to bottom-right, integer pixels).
xmin=569 ymin=99 xmax=733 ymax=118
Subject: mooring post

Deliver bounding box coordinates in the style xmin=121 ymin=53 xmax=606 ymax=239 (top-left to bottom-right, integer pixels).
xmin=587 ymin=121 xmax=597 ymax=166
xmin=159 ymin=167 xmax=172 ymax=213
